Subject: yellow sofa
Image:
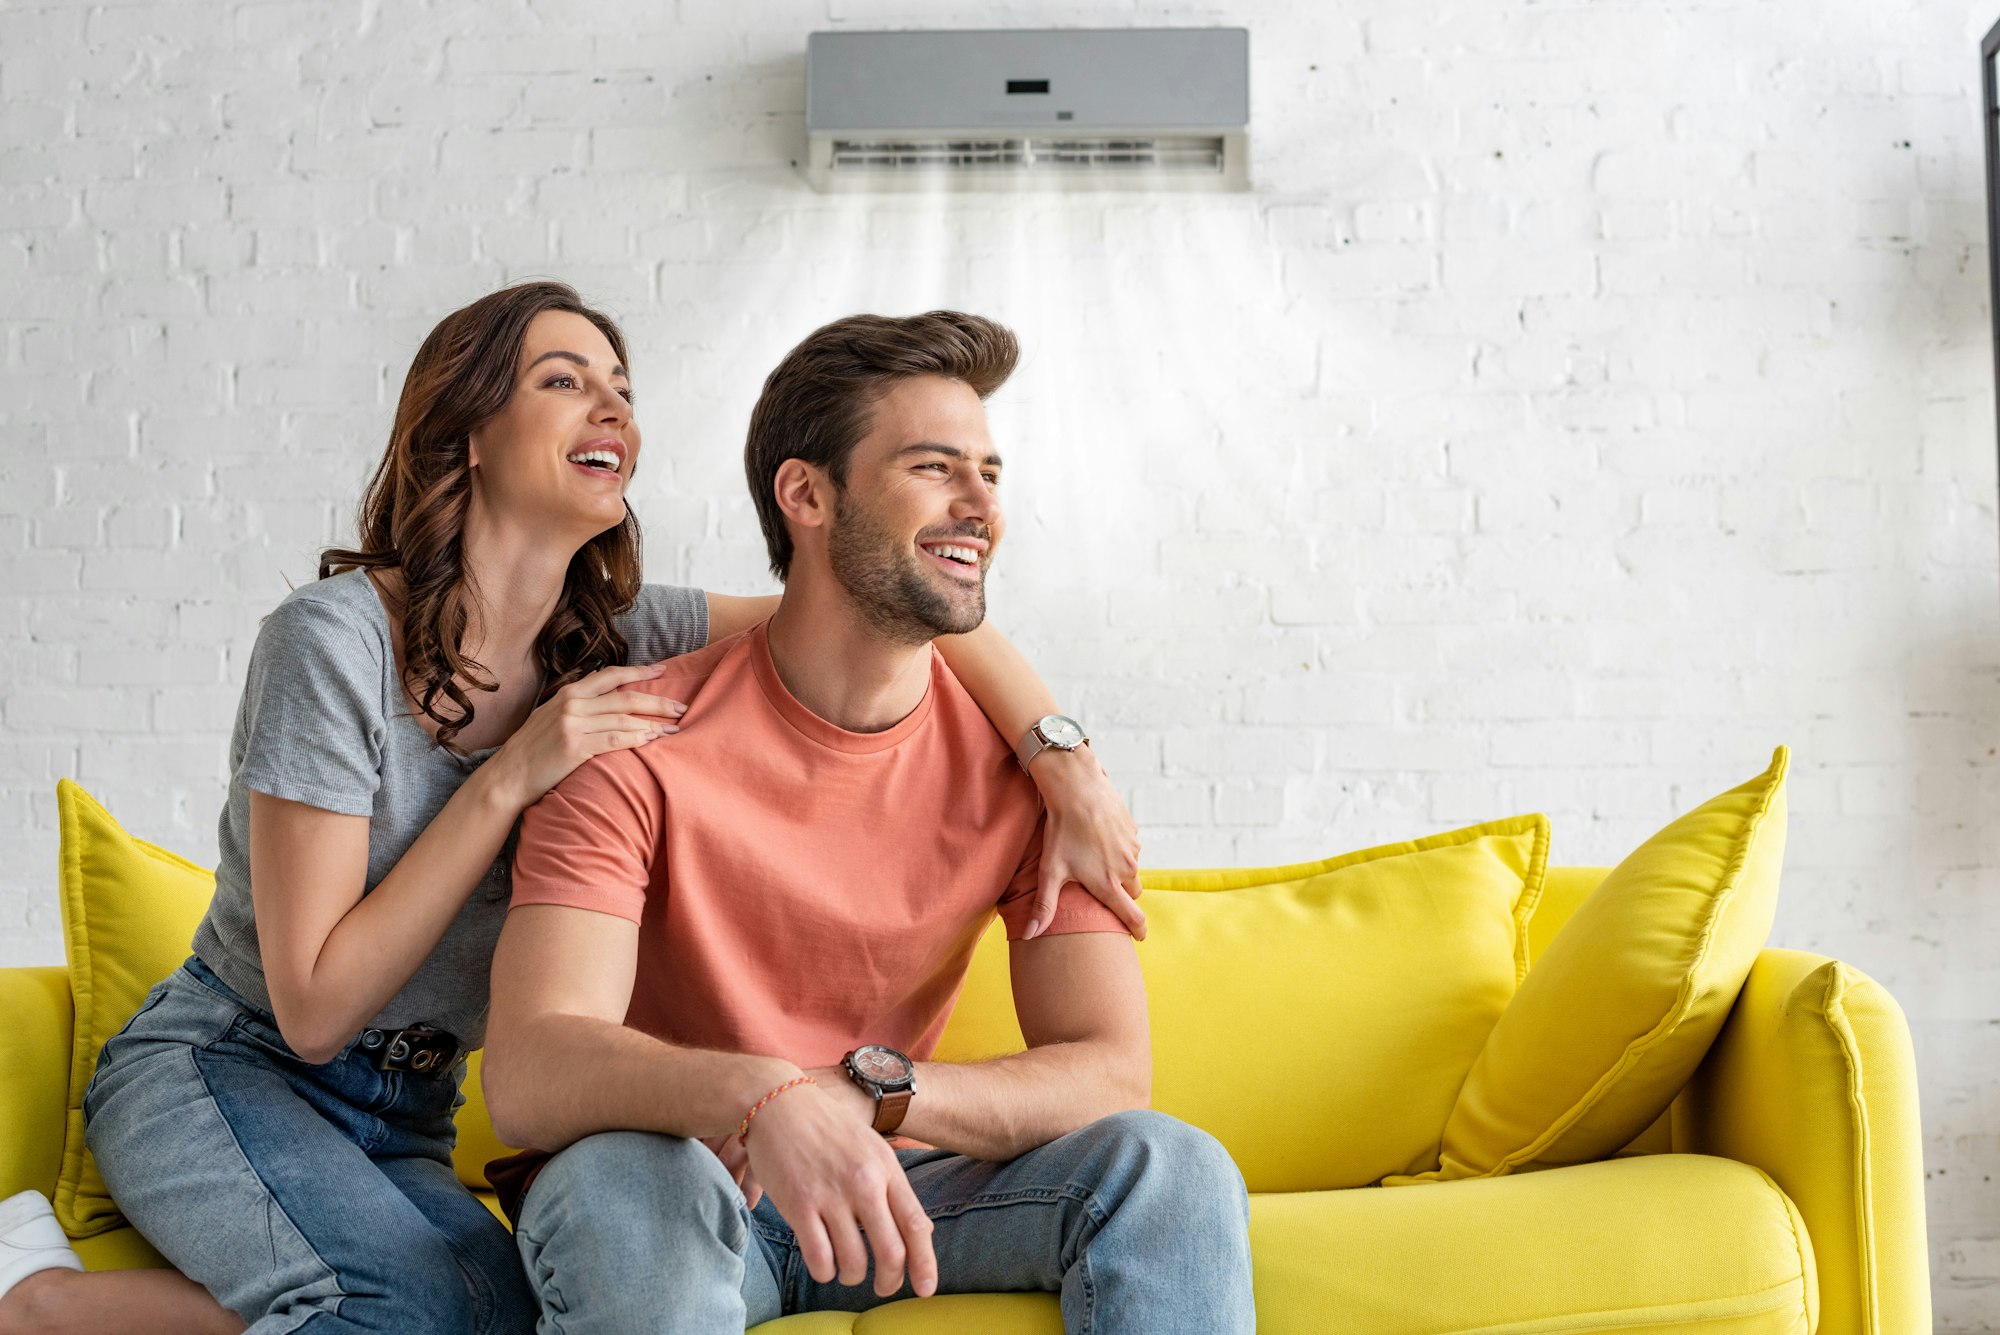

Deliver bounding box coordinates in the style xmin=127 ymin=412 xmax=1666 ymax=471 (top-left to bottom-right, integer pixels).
xmin=0 ymin=865 xmax=1929 ymax=1335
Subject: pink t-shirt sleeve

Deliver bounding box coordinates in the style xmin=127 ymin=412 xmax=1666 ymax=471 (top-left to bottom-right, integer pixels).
xmin=995 ymin=817 xmax=1132 ymax=940
xmin=510 ymin=750 xmax=663 ymax=925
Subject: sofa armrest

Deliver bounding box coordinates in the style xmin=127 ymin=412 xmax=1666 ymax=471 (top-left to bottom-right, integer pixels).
xmin=1672 ymin=947 xmax=1930 ymax=1335
xmin=0 ymin=966 xmax=75 ymax=1201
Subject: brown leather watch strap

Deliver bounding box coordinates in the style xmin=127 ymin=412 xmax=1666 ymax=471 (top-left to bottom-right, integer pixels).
xmin=871 ymin=1087 xmax=912 ymax=1136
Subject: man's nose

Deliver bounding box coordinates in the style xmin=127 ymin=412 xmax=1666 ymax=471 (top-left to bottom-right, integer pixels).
xmin=950 ymin=478 xmax=998 ymax=527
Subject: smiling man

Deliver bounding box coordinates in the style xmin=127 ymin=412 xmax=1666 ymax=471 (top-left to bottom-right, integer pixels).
xmin=479 ymin=312 xmax=1254 ymax=1334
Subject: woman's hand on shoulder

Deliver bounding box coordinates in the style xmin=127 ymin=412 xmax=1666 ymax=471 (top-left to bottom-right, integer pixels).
xmin=1025 ymin=747 xmax=1145 ymax=941
xmin=482 ymin=663 xmax=688 ymax=812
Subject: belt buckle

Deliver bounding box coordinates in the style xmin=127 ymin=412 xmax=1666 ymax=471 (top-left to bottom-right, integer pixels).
xmin=360 ymin=1025 xmax=459 ymax=1076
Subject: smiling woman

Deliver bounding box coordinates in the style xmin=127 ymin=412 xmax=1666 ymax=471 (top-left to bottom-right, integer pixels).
xmin=0 ymin=282 xmax=1145 ymax=1335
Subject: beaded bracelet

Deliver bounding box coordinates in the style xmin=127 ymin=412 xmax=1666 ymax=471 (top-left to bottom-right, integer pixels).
xmin=737 ymin=1075 xmax=816 ymax=1146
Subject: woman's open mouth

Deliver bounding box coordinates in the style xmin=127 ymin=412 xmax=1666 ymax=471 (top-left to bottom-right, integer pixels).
xmin=565 ymin=444 xmax=624 ymax=480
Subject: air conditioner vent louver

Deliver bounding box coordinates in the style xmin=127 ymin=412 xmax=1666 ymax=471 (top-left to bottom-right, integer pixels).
xmin=806 ymin=29 xmax=1249 ymax=192
xmin=829 ymin=136 xmax=1228 ymax=175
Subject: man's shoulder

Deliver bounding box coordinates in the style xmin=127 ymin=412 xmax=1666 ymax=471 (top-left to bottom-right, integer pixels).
xmin=627 ymin=624 xmax=757 ymax=707
xmin=926 ymin=649 xmax=1038 ymax=801
xmin=539 ymin=628 xmax=761 ymax=804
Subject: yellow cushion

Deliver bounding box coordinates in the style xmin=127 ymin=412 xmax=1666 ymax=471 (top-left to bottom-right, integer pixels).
xmin=743 ymin=1156 xmax=1815 ymax=1335
xmin=451 ymin=1051 xmax=520 ymax=1191
xmin=1252 ymin=1155 xmax=1816 ymax=1335
xmin=53 ymin=779 xmax=216 ymax=1238
xmin=1396 ymin=748 xmax=1788 ymax=1185
xmin=936 ymin=815 xmax=1549 ymax=1192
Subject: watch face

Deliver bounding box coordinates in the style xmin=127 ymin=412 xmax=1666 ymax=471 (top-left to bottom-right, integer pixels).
xmin=852 ymin=1046 xmax=913 ymax=1084
xmin=1041 ymin=715 xmax=1085 ymax=748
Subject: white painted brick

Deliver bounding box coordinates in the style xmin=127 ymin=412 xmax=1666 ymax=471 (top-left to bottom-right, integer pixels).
xmin=1213 ymin=779 xmax=1285 ymax=826
xmin=6 ymin=686 xmax=150 ymax=734
xmin=1131 ymin=779 xmax=1210 ymax=828
xmin=1241 ymin=674 xmax=1396 ymax=727
xmin=74 ymin=644 xmax=222 ymax=688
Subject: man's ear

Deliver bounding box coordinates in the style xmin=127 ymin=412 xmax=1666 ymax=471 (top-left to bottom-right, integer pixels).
xmin=772 ymin=458 xmax=833 ymax=536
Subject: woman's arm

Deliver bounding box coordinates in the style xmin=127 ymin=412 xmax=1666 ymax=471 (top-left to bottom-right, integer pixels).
xmin=935 ymin=622 xmax=1146 ymax=940
xmin=254 ymin=665 xmax=686 ymax=1062
xmin=707 ymin=592 xmax=781 ymax=643
xmin=251 ymin=774 xmax=524 ymax=1062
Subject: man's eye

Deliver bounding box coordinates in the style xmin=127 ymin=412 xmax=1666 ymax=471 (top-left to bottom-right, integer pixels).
xmin=982 ymin=473 xmax=999 ymax=486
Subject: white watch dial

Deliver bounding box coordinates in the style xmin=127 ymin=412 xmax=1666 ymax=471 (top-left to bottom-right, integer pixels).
xmin=1041 ymin=715 xmax=1085 ymax=748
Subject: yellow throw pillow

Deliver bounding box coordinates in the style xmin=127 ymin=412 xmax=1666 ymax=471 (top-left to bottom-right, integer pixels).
xmin=1390 ymin=748 xmax=1789 ymax=1186
xmin=53 ymin=779 xmax=217 ymax=1237
xmin=936 ymin=815 xmax=1549 ymax=1193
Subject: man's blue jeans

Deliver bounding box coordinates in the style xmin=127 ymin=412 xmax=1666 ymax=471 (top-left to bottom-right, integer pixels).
xmin=82 ymin=957 xmax=539 ymax=1335
xmin=514 ymin=1110 xmax=1255 ymax=1334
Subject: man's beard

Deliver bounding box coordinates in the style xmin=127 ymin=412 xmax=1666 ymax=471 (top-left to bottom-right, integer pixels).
xmin=827 ymin=489 xmax=988 ymax=645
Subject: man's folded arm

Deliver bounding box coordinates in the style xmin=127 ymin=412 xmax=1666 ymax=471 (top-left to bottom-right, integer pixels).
xmin=858 ymin=928 xmax=1151 ymax=1163
xmin=482 ymin=902 xmax=799 ymax=1153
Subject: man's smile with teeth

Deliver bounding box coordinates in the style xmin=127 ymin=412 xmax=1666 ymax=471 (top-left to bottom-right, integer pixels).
xmin=922 ymin=542 xmax=980 ymax=567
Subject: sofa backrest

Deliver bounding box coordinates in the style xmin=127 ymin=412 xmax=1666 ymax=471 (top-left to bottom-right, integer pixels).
xmin=1526 ymin=866 xmax=1610 ymax=963
xmin=461 ymin=864 xmax=1625 ymax=1193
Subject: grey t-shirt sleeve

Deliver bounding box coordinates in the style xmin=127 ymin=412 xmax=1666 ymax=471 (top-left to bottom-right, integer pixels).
xmin=618 ymin=584 xmax=710 ymax=664
xmin=233 ymin=595 xmax=386 ymax=817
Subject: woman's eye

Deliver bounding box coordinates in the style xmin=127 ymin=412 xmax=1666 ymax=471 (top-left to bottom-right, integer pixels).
xmin=619 ymin=389 xmax=634 ymax=403
xmin=546 ymin=374 xmax=577 ymax=390
xmin=982 ymin=473 xmax=999 ymax=486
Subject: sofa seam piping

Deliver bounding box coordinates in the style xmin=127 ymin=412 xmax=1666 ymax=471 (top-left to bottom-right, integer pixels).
xmin=1821 ymin=963 xmax=1879 ymax=1335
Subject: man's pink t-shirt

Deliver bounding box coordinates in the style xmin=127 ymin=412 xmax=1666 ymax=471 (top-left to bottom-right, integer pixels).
xmin=507 ymin=619 xmax=1125 ymax=1073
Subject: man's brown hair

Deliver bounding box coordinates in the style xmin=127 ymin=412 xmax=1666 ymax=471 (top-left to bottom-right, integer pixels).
xmin=744 ymin=311 xmax=1019 ymax=579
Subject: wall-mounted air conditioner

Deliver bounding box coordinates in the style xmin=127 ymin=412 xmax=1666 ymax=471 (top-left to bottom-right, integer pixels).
xmin=805 ymin=28 xmax=1250 ymax=193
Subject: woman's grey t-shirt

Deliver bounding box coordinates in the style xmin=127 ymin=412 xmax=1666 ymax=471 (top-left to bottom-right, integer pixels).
xmin=190 ymin=569 xmax=708 ymax=1050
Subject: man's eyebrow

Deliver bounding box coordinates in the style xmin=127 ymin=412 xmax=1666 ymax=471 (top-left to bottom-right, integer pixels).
xmin=526 ymin=350 xmax=629 ymax=379
xmin=893 ymin=442 xmax=1004 ymax=468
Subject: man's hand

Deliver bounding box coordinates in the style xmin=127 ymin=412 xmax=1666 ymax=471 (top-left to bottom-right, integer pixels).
xmin=703 ymin=1132 xmax=766 ymax=1210
xmin=742 ymin=1082 xmax=938 ymax=1299
xmin=704 ymin=1070 xmax=873 ymax=1212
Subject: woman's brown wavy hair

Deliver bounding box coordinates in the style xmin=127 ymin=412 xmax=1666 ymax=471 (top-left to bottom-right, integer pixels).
xmin=320 ymin=281 xmax=642 ymax=753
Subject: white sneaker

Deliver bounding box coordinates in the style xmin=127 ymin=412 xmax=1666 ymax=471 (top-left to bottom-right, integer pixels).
xmin=0 ymin=1190 xmax=84 ymax=1303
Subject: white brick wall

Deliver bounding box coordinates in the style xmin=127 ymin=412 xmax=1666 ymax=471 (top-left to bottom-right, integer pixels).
xmin=4 ymin=0 xmax=1997 ymax=1323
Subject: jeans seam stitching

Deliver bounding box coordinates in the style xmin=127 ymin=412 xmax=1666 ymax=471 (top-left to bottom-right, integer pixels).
xmin=185 ymin=1045 xmax=344 ymax=1312
xmin=920 ymin=1183 xmax=1097 ymax=1222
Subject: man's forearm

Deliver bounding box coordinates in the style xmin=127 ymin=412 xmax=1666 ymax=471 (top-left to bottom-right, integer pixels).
xmin=819 ymin=1039 xmax=1149 ymax=1162
xmin=485 ymin=1013 xmax=799 ymax=1153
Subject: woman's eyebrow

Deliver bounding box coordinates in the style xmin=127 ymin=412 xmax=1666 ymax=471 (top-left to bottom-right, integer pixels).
xmin=526 ymin=350 xmax=629 ymax=378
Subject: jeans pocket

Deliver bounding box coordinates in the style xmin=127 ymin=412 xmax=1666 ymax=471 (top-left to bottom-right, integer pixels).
xmin=82 ymin=980 xmax=175 ymax=1119
xmin=223 ymin=1010 xmax=315 ymax=1065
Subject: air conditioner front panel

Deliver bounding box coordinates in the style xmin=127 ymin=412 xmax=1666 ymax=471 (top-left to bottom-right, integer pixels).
xmin=807 ymin=29 xmax=1249 ymax=135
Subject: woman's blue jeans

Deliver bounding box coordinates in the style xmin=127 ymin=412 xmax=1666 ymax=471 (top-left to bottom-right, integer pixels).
xmin=82 ymin=957 xmax=538 ymax=1335
xmin=514 ymin=1110 xmax=1256 ymax=1334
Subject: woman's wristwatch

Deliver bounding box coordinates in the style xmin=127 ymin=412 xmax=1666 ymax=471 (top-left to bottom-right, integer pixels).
xmin=1015 ymin=714 xmax=1088 ymax=771
xmin=842 ymin=1045 xmax=917 ymax=1136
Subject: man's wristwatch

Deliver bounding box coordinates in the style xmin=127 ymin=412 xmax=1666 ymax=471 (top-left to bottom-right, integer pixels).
xmin=1015 ymin=714 xmax=1088 ymax=772
xmin=842 ymin=1045 xmax=916 ymax=1136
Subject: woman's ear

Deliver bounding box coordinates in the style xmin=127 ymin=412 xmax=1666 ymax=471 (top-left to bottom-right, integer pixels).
xmin=465 ymin=429 xmax=482 ymax=469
